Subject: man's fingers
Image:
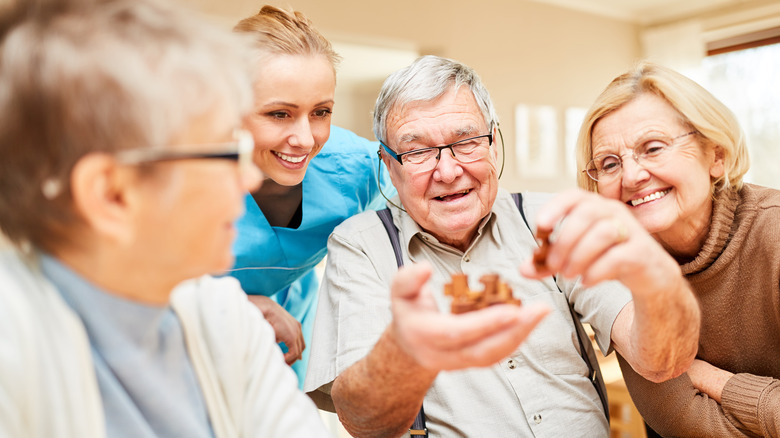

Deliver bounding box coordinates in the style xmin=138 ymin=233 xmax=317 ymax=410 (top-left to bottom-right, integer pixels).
xmin=412 ymin=302 xmax=551 ymax=370
xmin=448 ymin=302 xmax=550 ymax=350
xmin=407 ymin=302 xmax=551 ymax=351
xmin=453 ymin=303 xmax=551 ymax=367
xmin=391 ymin=261 xmax=433 ymax=301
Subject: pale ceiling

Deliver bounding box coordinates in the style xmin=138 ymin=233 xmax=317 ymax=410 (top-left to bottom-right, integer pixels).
xmin=529 ymin=0 xmax=747 ymax=24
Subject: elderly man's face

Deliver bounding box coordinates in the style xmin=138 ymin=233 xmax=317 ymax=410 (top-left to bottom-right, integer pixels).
xmin=384 ymin=86 xmax=499 ymax=251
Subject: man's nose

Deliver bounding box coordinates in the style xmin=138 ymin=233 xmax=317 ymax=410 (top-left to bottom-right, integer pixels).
xmin=433 ymin=147 xmax=463 ymax=182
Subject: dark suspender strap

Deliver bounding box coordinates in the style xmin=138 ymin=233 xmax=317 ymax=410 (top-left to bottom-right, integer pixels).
xmin=511 ymin=192 xmax=528 ymax=225
xmin=570 ymin=300 xmax=611 ymax=421
xmin=409 ymin=405 xmax=428 ymax=436
xmin=511 ymin=193 xmax=610 ymax=421
xmin=376 ymin=208 xmax=428 ymax=437
xmin=377 ymin=208 xmax=404 ymax=268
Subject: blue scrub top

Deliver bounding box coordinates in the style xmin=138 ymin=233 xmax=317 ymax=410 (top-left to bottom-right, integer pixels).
xmin=229 ymin=126 xmax=395 ymax=385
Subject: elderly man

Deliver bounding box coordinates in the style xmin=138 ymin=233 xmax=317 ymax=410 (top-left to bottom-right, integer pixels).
xmin=305 ymin=55 xmax=700 ymax=437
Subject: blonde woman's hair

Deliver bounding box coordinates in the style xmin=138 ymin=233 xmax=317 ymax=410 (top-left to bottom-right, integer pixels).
xmin=576 ymin=61 xmax=749 ymax=193
xmin=234 ymin=5 xmax=340 ymax=72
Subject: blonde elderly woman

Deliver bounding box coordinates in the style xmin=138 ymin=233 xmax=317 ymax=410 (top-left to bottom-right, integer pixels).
xmin=0 ymin=1 xmax=329 ymax=437
xmin=576 ymin=61 xmax=780 ymax=437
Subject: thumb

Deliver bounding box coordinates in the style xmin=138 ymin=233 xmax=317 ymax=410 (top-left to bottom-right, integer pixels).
xmin=391 ymin=261 xmax=433 ymax=301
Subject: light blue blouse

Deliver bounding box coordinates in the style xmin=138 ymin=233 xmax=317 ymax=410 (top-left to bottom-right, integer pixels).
xmin=40 ymin=254 xmax=213 ymax=438
xmin=230 ymin=126 xmax=394 ymax=385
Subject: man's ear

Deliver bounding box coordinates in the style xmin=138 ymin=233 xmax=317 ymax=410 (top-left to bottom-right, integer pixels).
xmin=69 ymin=153 xmax=136 ymax=245
xmin=378 ymin=148 xmax=390 ymax=168
xmin=378 ymin=147 xmax=402 ymax=186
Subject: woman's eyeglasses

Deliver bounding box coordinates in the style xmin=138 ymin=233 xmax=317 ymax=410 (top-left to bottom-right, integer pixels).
xmin=115 ymin=128 xmax=254 ymax=176
xmin=584 ymin=131 xmax=698 ymax=182
xmin=42 ymin=129 xmax=255 ymax=199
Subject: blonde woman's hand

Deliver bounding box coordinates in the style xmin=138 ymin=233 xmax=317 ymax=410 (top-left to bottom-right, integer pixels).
xmin=520 ymin=188 xmax=682 ymax=298
xmin=247 ymin=295 xmax=305 ymax=365
xmin=688 ymin=359 xmax=733 ymax=403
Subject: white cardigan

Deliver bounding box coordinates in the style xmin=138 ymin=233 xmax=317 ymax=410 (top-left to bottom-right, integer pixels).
xmin=0 ymin=250 xmax=330 ymax=437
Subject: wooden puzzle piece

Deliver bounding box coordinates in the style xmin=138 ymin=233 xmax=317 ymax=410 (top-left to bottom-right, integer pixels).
xmin=532 ymin=227 xmax=551 ymax=270
xmin=444 ymin=273 xmax=521 ymax=314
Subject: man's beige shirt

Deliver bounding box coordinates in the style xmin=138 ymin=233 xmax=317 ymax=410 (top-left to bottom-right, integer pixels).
xmin=305 ymin=189 xmax=631 ymax=437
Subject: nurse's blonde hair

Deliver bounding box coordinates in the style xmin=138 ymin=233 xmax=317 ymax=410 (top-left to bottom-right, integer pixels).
xmin=234 ymin=5 xmax=341 ymax=75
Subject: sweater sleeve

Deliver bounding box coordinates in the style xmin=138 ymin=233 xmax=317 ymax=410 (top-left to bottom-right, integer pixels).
xmin=617 ymin=354 xmax=756 ymax=437
xmin=721 ymin=373 xmax=780 ymax=437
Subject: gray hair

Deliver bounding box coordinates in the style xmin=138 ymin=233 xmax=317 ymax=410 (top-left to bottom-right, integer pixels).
xmin=373 ymin=55 xmax=498 ymax=144
xmin=0 ymin=0 xmax=254 ymax=250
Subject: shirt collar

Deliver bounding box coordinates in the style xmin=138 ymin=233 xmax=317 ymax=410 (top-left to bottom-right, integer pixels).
xmin=387 ymin=192 xmax=507 ymax=260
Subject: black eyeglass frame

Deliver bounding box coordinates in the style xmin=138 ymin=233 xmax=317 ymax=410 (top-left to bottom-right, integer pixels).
xmin=114 ymin=128 xmax=253 ymax=167
xmin=375 ymin=123 xmax=507 ymax=213
xmin=380 ymin=132 xmax=493 ymax=166
xmin=41 ymin=129 xmax=254 ymax=200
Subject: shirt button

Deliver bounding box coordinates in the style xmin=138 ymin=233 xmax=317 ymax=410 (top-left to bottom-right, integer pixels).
xmin=464 ymin=256 xmax=471 ymax=262
xmin=533 ymin=414 xmax=542 ymax=424
xmin=507 ymin=359 xmax=516 ymax=369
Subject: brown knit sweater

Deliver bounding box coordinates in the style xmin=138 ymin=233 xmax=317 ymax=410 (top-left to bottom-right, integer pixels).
xmin=617 ymin=183 xmax=780 ymax=437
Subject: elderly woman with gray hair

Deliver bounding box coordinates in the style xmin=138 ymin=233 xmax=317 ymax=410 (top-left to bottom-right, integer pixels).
xmin=0 ymin=0 xmax=329 ymax=436
xmin=576 ymin=61 xmax=780 ymax=437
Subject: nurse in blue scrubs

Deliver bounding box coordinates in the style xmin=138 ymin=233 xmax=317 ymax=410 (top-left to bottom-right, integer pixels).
xmin=230 ymin=6 xmax=393 ymax=386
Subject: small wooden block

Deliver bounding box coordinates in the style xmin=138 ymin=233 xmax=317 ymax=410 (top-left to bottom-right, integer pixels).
xmin=533 ymin=228 xmax=552 ymax=270
xmin=444 ymin=272 xmax=521 ymax=314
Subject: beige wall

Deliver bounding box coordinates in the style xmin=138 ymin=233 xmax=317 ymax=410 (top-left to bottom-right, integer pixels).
xmin=186 ymin=0 xmax=641 ymax=192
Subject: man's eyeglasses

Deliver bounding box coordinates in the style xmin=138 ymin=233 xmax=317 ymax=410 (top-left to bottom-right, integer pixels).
xmin=584 ymin=131 xmax=698 ymax=182
xmin=42 ymin=129 xmax=255 ymax=200
xmin=380 ymin=131 xmax=493 ymax=174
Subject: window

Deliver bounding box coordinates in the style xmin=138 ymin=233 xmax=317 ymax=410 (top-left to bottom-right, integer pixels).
xmin=700 ymin=41 xmax=780 ymax=189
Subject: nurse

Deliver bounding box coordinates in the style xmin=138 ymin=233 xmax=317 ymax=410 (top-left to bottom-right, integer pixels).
xmin=230 ymin=6 xmax=393 ymax=385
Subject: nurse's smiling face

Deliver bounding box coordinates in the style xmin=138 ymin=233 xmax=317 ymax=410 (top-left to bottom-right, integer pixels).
xmin=243 ymin=54 xmax=335 ymax=186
